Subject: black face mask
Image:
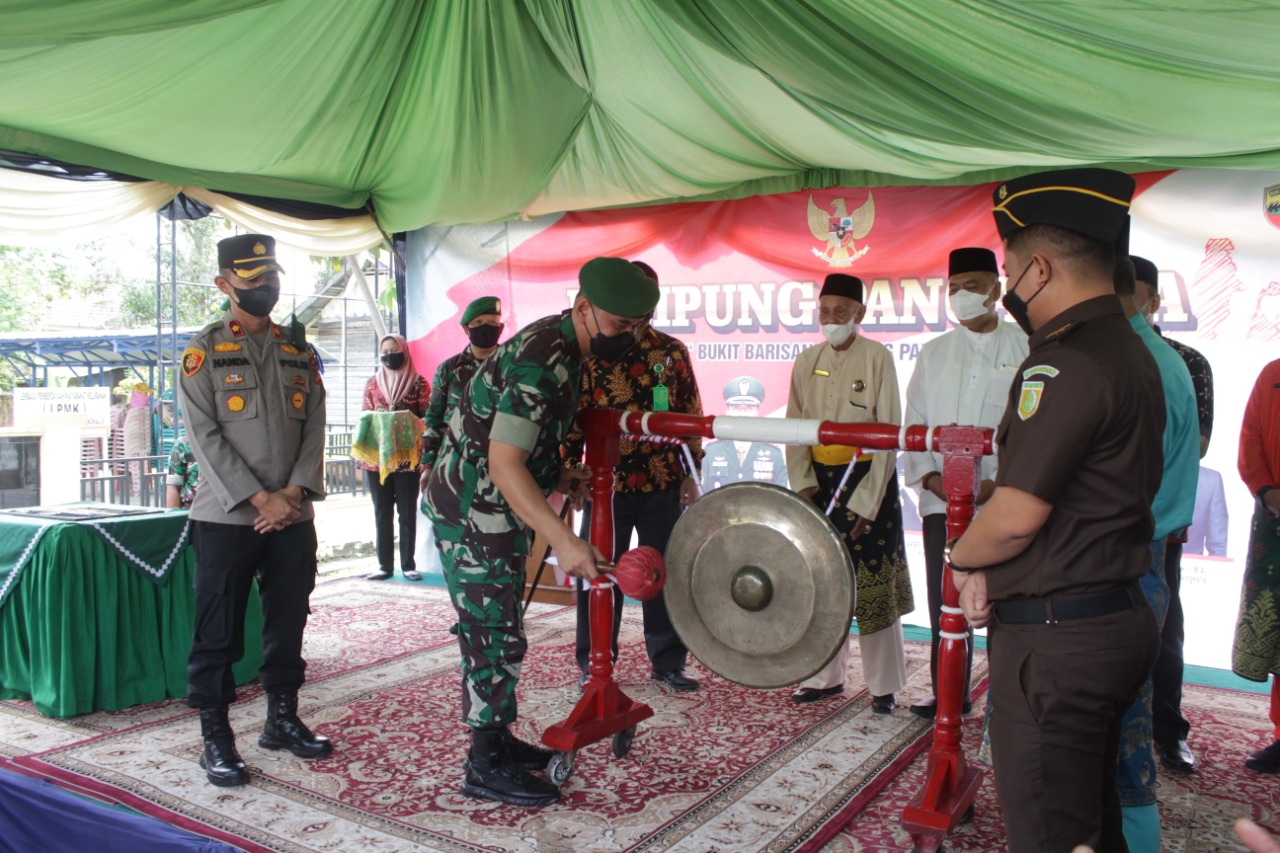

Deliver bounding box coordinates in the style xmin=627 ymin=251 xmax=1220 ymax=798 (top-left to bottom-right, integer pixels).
xmin=229 ymin=283 xmax=279 ymax=318
xmin=588 ymin=307 xmax=636 ymax=362
xmin=1001 ymin=259 xmax=1042 ymax=336
xmin=467 ymin=324 xmax=501 ymax=349
xmin=380 ymin=352 xmax=406 ymax=370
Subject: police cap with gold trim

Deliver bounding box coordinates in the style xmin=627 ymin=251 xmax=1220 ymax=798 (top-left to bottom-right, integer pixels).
xmin=991 ymin=168 xmax=1135 ymax=244
xmin=579 ymin=257 xmax=660 ymax=318
xmin=217 ymin=234 xmax=285 ymax=280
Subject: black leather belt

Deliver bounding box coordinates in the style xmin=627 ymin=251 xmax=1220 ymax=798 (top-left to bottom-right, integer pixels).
xmin=993 ymin=582 xmax=1142 ymax=625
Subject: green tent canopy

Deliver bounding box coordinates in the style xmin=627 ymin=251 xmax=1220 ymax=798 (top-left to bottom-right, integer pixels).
xmin=2 ymin=0 xmax=1280 ymax=230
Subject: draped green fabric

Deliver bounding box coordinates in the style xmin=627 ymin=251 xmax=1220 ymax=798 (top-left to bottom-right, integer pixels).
xmin=1 ymin=0 xmax=1279 ymax=230
xmin=0 ymin=517 xmax=263 ymax=718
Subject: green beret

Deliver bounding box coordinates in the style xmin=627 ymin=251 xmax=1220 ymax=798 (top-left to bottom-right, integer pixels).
xmin=460 ymin=296 xmax=501 ymax=326
xmin=579 ymin=257 xmax=660 ymax=318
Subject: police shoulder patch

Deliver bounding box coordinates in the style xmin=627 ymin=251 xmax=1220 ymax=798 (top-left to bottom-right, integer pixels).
xmin=182 ymin=348 xmax=206 ymax=376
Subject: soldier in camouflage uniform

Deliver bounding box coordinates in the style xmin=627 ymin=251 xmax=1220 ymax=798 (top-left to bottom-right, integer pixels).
xmin=423 ymin=257 xmax=661 ymax=807
xmin=418 ymin=295 xmax=505 ymax=492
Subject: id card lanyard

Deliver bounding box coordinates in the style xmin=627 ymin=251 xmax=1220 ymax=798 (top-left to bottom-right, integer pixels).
xmin=651 ymin=361 xmax=669 ymax=412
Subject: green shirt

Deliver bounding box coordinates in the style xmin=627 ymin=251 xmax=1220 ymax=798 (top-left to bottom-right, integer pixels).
xmin=424 ymin=311 xmax=582 ymax=554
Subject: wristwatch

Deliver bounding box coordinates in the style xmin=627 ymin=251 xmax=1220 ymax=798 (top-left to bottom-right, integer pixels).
xmin=944 ymin=537 xmax=973 ymax=574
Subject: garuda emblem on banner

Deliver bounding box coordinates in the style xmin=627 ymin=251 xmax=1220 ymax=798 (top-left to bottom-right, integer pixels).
xmin=807 ymin=192 xmax=875 ymax=268
xmin=1266 ymin=184 xmax=1280 ymax=230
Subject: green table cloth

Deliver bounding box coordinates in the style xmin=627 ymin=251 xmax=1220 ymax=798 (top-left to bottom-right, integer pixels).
xmin=0 ymin=508 xmax=264 ymax=718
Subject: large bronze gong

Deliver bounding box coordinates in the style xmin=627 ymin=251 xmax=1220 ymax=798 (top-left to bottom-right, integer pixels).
xmin=665 ymin=482 xmax=855 ymax=688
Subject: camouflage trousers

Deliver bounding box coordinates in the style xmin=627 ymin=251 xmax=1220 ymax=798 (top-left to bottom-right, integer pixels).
xmin=437 ymin=538 xmax=528 ymax=730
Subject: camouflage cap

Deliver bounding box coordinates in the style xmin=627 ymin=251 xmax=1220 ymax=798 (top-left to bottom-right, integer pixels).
xmin=579 ymin=257 xmax=660 ymax=318
xmin=460 ymin=296 xmax=501 ymax=325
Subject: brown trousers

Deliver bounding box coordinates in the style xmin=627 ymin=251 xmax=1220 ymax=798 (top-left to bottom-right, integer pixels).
xmin=988 ymin=601 xmax=1158 ymax=853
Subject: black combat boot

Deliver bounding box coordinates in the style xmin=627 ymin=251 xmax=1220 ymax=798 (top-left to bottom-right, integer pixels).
xmin=199 ymin=706 xmax=248 ymax=787
xmin=461 ymin=728 xmax=559 ymax=807
xmin=497 ymin=728 xmax=553 ymax=772
xmin=258 ymin=692 xmax=334 ymax=759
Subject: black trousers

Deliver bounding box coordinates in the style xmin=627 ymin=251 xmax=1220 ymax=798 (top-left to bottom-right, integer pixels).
xmin=1152 ymin=540 xmax=1190 ymax=744
xmin=575 ymin=488 xmax=687 ymax=675
xmin=187 ymin=519 xmax=318 ymax=709
xmin=922 ymin=513 xmax=974 ymax=704
xmin=366 ymin=469 xmax=419 ymax=573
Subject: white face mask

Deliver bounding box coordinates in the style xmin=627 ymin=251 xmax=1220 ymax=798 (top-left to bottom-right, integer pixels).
xmin=950 ymin=288 xmax=992 ymax=322
xmin=821 ymin=318 xmax=857 ymax=346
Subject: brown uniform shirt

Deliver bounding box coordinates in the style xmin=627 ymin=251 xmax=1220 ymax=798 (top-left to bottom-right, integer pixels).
xmin=988 ymin=295 xmax=1165 ymax=601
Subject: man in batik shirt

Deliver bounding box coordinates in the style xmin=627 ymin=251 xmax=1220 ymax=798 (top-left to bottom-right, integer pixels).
xmin=563 ymin=261 xmax=705 ymax=692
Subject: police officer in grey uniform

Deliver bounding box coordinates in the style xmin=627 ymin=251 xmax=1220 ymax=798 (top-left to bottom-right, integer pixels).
xmin=178 ymin=234 xmax=333 ymax=787
xmin=700 ymin=376 xmax=788 ymax=492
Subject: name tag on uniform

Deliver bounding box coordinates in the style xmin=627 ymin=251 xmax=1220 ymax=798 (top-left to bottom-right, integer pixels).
xmin=813 ymin=368 xmax=830 ymax=376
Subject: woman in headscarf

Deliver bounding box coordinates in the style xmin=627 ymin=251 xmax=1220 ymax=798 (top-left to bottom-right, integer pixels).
xmin=357 ymin=334 xmax=431 ymax=580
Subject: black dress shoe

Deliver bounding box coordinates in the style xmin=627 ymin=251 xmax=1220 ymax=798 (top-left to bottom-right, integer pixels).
xmin=1246 ymin=740 xmax=1280 ymax=773
xmin=364 ymin=570 xmax=392 ymax=581
xmin=1157 ymin=739 xmax=1196 ymax=773
xmin=871 ymin=693 xmax=897 ymax=715
xmin=652 ymin=669 xmax=700 ymax=692
xmin=790 ymin=685 xmax=844 ymax=704
xmin=402 ymin=571 xmax=422 ymax=581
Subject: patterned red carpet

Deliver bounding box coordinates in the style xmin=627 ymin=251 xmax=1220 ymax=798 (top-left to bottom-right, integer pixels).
xmin=827 ymin=684 xmax=1278 ymax=852
xmin=2 ymin=578 xmax=951 ymax=853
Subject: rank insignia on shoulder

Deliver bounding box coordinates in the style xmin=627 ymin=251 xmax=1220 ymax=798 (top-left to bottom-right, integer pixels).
xmin=224 ymin=374 xmax=245 ymax=385
xmin=291 ymin=391 xmax=305 ymax=410
xmin=214 ymin=341 xmax=242 ymax=352
xmin=226 ymin=394 xmax=246 ymax=413
xmin=279 ymin=343 xmax=300 ymax=355
xmin=1018 ymin=381 xmax=1044 ymax=420
xmin=852 ymin=379 xmax=865 ymax=393
xmin=182 ymin=348 xmax=206 ymax=376
xmin=813 ymin=368 xmax=830 ymax=376
xmin=1022 ymin=364 xmax=1060 ymax=379
xmin=228 ymin=320 xmax=245 ymax=338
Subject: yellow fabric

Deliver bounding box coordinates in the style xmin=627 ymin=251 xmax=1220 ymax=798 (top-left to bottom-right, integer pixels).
xmin=810 ymin=445 xmax=869 ymax=466
xmin=351 ymin=410 xmax=424 ymax=484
